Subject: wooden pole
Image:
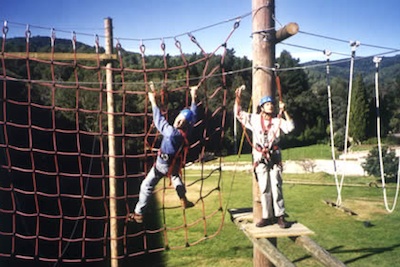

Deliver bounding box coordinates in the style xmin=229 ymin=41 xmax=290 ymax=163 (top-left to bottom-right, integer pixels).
xmin=292 ymin=236 xmax=346 ymax=267
xmin=275 ymin=22 xmax=299 ymax=43
xmin=252 ymin=0 xmax=275 ymax=266
xmin=241 ymin=227 xmax=296 ymax=267
xmin=104 ymin=17 xmax=118 ymax=267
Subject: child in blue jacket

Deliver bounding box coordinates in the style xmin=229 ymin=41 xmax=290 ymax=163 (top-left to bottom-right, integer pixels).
xmin=129 ymin=85 xmax=198 ymax=223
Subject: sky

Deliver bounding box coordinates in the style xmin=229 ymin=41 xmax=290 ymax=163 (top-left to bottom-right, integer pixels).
xmin=1 ymin=0 xmax=400 ymax=63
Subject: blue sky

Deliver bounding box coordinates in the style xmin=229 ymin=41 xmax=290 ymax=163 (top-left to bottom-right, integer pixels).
xmin=1 ymin=0 xmax=399 ymax=62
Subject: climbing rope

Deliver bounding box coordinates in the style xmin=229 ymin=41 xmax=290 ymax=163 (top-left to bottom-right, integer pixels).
xmin=336 ymin=41 xmax=360 ymax=206
xmin=372 ymin=56 xmax=400 ymax=213
xmin=0 ymin=17 xmax=241 ymax=263
xmin=323 ymin=49 xmax=341 ymax=204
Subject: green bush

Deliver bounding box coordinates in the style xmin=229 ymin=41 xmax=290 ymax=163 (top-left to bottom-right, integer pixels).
xmin=362 ymin=145 xmax=399 ymax=182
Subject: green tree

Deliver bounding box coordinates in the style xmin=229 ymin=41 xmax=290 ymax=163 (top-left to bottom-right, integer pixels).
xmin=387 ymin=76 xmax=400 ymax=133
xmin=330 ymin=77 xmax=349 ymax=150
xmin=362 ymin=146 xmax=399 ymax=182
xmin=349 ymin=74 xmax=368 ymax=144
xmin=276 ymin=50 xmax=325 ymax=147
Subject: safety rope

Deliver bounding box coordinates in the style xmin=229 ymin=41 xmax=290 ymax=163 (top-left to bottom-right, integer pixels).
xmin=323 ymin=50 xmax=341 ymax=206
xmin=274 ymin=64 xmax=283 ymax=103
xmin=237 ymin=96 xmax=252 ymax=156
xmin=336 ymin=41 xmax=360 ymax=206
xmin=372 ymin=56 xmax=400 ymax=213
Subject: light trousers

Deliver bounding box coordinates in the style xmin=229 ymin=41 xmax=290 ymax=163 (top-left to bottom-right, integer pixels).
xmin=254 ymin=163 xmax=285 ymax=219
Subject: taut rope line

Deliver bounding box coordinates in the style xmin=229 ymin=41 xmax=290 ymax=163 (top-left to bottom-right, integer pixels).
xmin=336 ymin=41 xmax=360 ymax=206
xmin=323 ymin=50 xmax=341 ymax=203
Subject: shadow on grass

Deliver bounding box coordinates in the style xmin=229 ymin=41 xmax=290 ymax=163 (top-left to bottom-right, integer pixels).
xmin=292 ymin=243 xmax=400 ymax=265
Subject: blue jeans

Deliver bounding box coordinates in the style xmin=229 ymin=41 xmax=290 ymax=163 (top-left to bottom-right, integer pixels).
xmin=134 ymin=157 xmax=186 ymax=215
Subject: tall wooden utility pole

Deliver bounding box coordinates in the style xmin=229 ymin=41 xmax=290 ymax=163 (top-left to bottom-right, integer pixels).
xmin=251 ymin=0 xmax=298 ymax=266
xmin=104 ymin=17 xmax=118 ymax=267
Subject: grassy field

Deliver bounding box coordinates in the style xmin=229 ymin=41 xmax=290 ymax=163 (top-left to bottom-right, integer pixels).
xmin=163 ymin=172 xmax=400 ymax=266
xmin=224 ymin=144 xmax=337 ymax=162
xmin=156 ymin=145 xmax=400 ymax=266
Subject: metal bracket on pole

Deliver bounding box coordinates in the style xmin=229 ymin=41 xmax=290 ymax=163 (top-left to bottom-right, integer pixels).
xmin=350 ymin=40 xmax=361 ymax=51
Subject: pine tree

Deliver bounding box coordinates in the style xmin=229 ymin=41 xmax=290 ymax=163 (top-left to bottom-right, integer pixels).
xmin=349 ymin=74 xmax=368 ymax=144
xmin=276 ymin=50 xmax=325 ymax=146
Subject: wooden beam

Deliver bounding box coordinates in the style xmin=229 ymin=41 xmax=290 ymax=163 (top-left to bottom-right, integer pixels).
xmin=230 ymin=208 xmax=313 ymax=266
xmin=229 ymin=208 xmax=314 ymax=238
xmin=275 ymin=22 xmax=299 ymax=43
xmin=323 ymin=200 xmax=358 ymax=216
xmin=230 ymin=208 xmax=346 ymax=266
xmin=245 ymin=232 xmax=296 ymax=267
xmin=243 ymin=222 xmax=314 ymax=238
xmin=230 ymin=209 xmax=346 ymax=266
xmin=291 ymin=235 xmax=346 ymax=267
xmin=1 ymin=52 xmax=117 ymax=61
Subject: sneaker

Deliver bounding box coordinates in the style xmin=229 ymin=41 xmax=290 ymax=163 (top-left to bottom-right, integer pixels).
xmin=255 ymin=218 xmax=273 ymax=227
xmin=180 ymin=198 xmax=195 ymax=209
xmin=277 ymin=216 xmax=290 ymax=229
xmin=128 ymin=212 xmax=143 ymax=223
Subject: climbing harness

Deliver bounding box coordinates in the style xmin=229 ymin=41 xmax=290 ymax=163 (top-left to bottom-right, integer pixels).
xmin=164 ymin=129 xmax=190 ymax=180
xmin=236 ymin=74 xmax=284 ymax=170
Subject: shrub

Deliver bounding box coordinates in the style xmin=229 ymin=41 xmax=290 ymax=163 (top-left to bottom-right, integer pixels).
xmin=362 ymin=146 xmax=399 ymax=182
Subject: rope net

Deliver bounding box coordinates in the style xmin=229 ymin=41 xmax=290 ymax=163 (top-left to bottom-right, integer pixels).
xmin=0 ymin=20 xmax=239 ymax=264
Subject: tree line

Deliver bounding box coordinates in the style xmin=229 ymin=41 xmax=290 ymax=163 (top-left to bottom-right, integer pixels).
xmin=2 ymin=37 xmax=400 ymax=158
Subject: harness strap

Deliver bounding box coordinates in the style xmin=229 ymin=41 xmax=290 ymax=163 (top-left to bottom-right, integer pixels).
xmin=165 ymin=129 xmax=189 ymax=181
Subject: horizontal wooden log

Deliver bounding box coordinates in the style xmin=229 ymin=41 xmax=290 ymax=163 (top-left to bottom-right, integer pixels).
xmin=323 ymin=200 xmax=358 ymax=216
xmin=292 ymin=235 xmax=346 ymax=267
xmin=229 ymin=208 xmax=314 ymax=238
xmin=275 ymin=22 xmax=299 ymax=43
xmin=243 ymin=228 xmax=296 ymax=267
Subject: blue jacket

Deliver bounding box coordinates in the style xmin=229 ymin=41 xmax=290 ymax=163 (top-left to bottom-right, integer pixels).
xmin=153 ymin=103 xmax=197 ymax=159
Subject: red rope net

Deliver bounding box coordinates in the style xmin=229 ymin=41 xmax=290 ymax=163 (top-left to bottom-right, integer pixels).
xmin=0 ymin=21 xmax=239 ymax=265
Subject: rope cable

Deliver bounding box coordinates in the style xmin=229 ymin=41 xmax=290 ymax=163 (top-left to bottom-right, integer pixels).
xmin=298 ymin=30 xmax=400 ymax=52
xmin=324 ymin=49 xmax=341 ymax=202
xmin=336 ymin=41 xmax=360 ymax=206
xmin=2 ymin=9 xmax=400 ymax=264
xmin=373 ymin=56 xmax=400 ymax=213
xmin=52 ymin=135 xmax=97 ymax=267
xmin=0 ymin=15 xmax=238 ymax=263
xmin=2 ymin=44 xmax=398 ymax=86
xmin=238 ymin=97 xmax=252 ymax=157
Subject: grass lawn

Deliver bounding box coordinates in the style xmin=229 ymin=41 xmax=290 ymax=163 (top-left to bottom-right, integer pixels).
xmin=161 ymin=145 xmax=400 ymax=267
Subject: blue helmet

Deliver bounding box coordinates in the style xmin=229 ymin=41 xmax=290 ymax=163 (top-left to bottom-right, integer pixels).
xmin=179 ymin=108 xmax=193 ymax=122
xmin=259 ymin=96 xmax=274 ymax=107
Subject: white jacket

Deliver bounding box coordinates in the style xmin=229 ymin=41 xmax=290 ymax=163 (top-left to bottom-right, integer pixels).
xmin=235 ymin=105 xmax=294 ymax=162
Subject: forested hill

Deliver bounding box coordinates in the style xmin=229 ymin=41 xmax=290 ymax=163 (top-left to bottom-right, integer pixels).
xmin=304 ymin=54 xmax=400 ymax=86
xmin=4 ymin=36 xmax=400 ymax=81
xmin=2 ymin=36 xmax=400 ymax=150
xmin=2 ymin=36 xmax=104 ymax=53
